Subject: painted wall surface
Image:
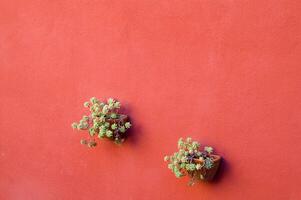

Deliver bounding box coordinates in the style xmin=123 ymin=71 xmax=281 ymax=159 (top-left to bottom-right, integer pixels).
xmin=1 ymin=1 xmax=301 ymax=199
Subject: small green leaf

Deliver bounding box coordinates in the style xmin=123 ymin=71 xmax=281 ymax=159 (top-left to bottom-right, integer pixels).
xmin=102 ymin=105 xmax=109 ymax=114
xmin=106 ymin=130 xmax=113 ymax=137
xmin=119 ymin=126 xmax=126 ymax=133
xmin=77 ymin=123 xmax=84 ymax=130
xmin=111 ymin=123 xmax=118 ymax=130
xmin=204 ymin=158 xmax=213 ymax=169
xmin=89 ymin=128 xmax=95 ymax=136
xmin=98 ymin=128 xmax=106 ymax=138
xmin=110 ymin=113 xmax=117 ymax=119
xmin=204 ymin=146 xmax=214 ymax=154
xmin=71 ymin=123 xmax=77 ymax=129
xmin=114 ymin=102 xmax=120 ymax=109
xmin=90 ymin=97 xmax=98 ymax=104
xmin=80 ymin=139 xmax=87 ymax=145
xmin=164 ymin=156 xmax=169 ymax=161
xmin=186 ymin=137 xmax=192 ymax=143
xmin=124 ymin=122 xmax=131 ymax=129
xmin=82 ymin=115 xmax=89 ymax=121
xmin=107 ymin=98 xmax=115 ymax=104
xmin=177 ymin=138 xmax=184 ymax=149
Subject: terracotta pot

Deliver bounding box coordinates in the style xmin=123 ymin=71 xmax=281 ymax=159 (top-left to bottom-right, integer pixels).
xmin=193 ymin=154 xmax=221 ymax=181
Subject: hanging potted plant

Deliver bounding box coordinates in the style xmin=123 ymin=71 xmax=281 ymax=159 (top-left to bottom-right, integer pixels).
xmin=164 ymin=137 xmax=221 ymax=185
xmin=71 ymin=97 xmax=131 ymax=147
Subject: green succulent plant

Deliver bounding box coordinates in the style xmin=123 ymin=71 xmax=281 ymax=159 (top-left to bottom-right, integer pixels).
xmin=164 ymin=137 xmax=215 ymax=185
xmin=72 ymin=97 xmax=131 ymax=147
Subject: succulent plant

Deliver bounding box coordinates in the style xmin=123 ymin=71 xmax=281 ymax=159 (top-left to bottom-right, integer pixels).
xmin=164 ymin=137 xmax=215 ymax=185
xmin=72 ymin=97 xmax=131 ymax=147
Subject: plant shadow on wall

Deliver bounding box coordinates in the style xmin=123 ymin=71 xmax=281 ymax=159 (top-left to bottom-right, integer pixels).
xmin=210 ymin=153 xmax=229 ymax=184
xmin=164 ymin=137 xmax=225 ymax=186
xmin=71 ymin=97 xmax=133 ymax=147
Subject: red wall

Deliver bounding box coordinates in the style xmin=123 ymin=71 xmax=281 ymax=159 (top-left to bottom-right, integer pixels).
xmin=1 ymin=1 xmax=301 ymax=199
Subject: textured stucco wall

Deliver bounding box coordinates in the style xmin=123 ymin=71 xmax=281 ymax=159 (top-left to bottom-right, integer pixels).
xmin=0 ymin=0 xmax=301 ymax=199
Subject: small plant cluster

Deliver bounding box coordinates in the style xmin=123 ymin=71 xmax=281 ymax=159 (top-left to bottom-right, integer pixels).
xmin=71 ymin=97 xmax=131 ymax=147
xmin=164 ymin=137 xmax=214 ymax=185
